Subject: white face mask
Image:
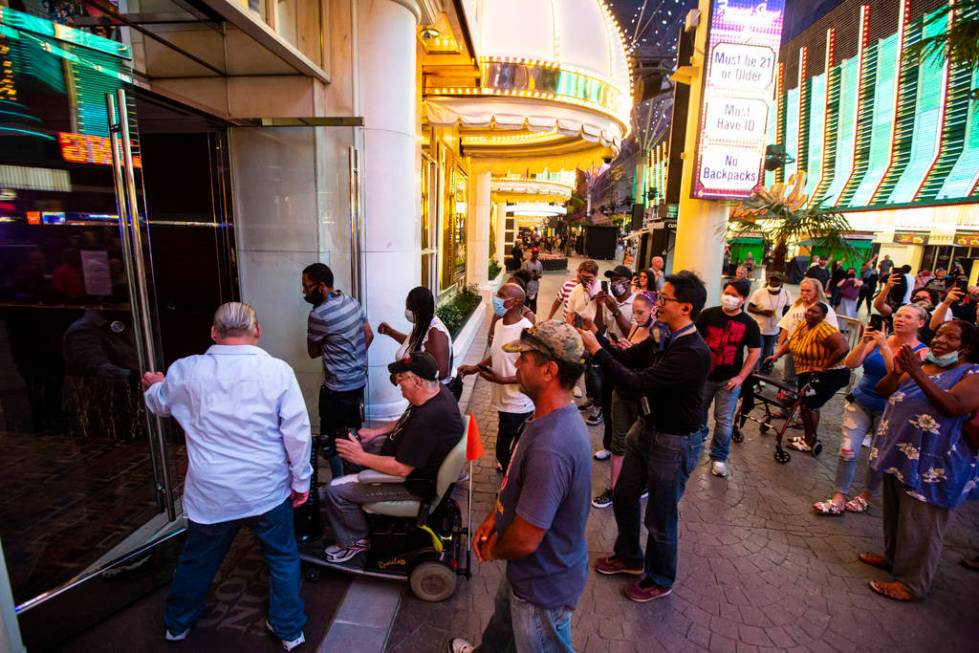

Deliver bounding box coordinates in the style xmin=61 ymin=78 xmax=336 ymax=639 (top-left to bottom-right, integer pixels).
xmin=404 ymin=309 xmax=415 ymax=323
xmin=720 ymin=295 xmax=742 ymax=311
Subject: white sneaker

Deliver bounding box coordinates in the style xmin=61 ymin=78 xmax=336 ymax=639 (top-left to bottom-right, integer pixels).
xmin=593 ymin=449 xmax=611 ymax=461
xmin=710 ymin=460 xmax=729 ymax=478
xmin=448 ymin=638 xmax=475 ymax=653
xmin=267 ymin=620 xmax=306 ymax=651
xmin=165 ymin=629 xmax=188 ymax=641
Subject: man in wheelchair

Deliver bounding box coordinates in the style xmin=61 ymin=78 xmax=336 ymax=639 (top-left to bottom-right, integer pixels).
xmin=323 ymin=352 xmax=464 ymax=564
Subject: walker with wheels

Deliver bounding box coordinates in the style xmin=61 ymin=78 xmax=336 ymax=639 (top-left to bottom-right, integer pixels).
xmin=731 ymin=373 xmax=824 ymax=463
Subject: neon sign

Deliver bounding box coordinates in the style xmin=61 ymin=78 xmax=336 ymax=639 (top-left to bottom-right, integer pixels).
xmin=692 ymin=0 xmax=785 ymax=200
xmin=58 ymin=132 xmax=141 ymax=167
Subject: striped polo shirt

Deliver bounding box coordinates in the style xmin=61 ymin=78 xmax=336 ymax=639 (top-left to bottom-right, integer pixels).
xmin=308 ymin=290 xmax=368 ymax=391
xmin=788 ymin=320 xmax=844 ymax=374
xmin=555 ymin=279 xmax=579 ymax=319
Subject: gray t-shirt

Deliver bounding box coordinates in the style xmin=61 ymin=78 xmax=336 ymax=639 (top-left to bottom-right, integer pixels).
xmin=494 ymin=403 xmax=591 ymax=609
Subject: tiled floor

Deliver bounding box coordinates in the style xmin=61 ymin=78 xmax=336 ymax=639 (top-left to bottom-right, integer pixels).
xmin=387 ymin=259 xmax=979 ymax=653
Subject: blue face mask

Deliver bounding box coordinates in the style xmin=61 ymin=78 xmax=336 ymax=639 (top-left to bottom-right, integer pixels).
xmin=492 ymin=296 xmax=507 ymax=317
xmin=926 ymin=351 xmax=959 ymax=368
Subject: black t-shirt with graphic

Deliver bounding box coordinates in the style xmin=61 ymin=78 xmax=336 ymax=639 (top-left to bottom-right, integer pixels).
xmin=379 ymin=385 xmax=464 ymax=497
xmin=695 ymin=307 xmax=762 ymax=382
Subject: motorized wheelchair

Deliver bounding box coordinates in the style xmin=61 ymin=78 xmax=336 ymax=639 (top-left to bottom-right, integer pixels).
xmin=297 ymin=417 xmax=472 ymax=602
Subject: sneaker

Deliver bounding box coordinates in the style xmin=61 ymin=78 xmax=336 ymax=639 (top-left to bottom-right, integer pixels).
xmin=165 ymin=629 xmax=189 ymax=642
xmin=594 ymin=555 xmax=643 ymax=576
xmin=266 ymin=621 xmax=305 ymax=652
xmin=448 ymin=639 xmax=476 ymax=653
xmin=592 ymin=488 xmax=614 ymax=508
xmin=577 ymin=400 xmax=594 ymax=411
xmin=862 ymin=434 xmax=872 ymax=448
xmin=623 ymin=578 xmax=673 ymax=603
xmin=640 ymin=489 xmax=649 ymax=501
xmin=710 ymin=460 xmax=729 ymax=478
xmin=593 ymin=448 xmax=611 ymax=461
xmin=585 ymin=412 xmax=604 ymax=426
xmin=325 ymin=539 xmax=368 ymax=563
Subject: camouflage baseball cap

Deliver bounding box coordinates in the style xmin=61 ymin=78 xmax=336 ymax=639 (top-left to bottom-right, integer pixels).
xmin=502 ymin=320 xmax=584 ymax=365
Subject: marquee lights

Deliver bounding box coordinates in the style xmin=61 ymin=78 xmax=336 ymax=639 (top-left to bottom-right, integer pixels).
xmin=837 ymin=4 xmax=872 ymax=204
xmin=58 ymin=132 xmax=141 ymax=167
xmin=807 ymin=27 xmax=837 ymax=206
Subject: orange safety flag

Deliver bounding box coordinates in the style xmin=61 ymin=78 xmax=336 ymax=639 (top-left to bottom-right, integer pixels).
xmin=465 ymin=414 xmax=484 ymax=461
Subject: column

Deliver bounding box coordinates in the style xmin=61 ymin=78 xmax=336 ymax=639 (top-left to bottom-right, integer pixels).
xmin=468 ymin=170 xmax=492 ymax=292
xmin=495 ymin=199 xmax=508 ymax=274
xmin=358 ymin=0 xmax=422 ymax=421
xmin=672 ymin=0 xmax=726 ymax=303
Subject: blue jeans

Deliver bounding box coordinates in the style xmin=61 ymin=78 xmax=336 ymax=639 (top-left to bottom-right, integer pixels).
xmin=612 ymin=425 xmax=704 ymax=587
xmin=164 ymin=498 xmax=306 ymax=641
xmin=833 ymin=400 xmax=884 ymax=496
xmin=476 ymin=578 xmax=574 ymax=653
xmin=759 ymin=334 xmax=778 ymax=369
xmin=702 ymin=379 xmax=741 ymax=463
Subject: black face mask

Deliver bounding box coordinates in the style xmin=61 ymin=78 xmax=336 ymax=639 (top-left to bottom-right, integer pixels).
xmin=304 ymin=287 xmax=324 ymax=305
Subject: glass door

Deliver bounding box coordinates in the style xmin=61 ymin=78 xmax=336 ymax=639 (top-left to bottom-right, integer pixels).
xmin=0 ymin=8 xmax=192 ymax=648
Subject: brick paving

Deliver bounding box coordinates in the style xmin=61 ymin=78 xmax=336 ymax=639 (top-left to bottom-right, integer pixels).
xmin=388 ymin=260 xmax=979 ymax=653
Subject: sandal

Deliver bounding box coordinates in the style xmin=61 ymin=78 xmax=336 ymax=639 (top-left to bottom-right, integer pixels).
xmin=845 ymin=496 xmax=870 ymax=513
xmin=869 ymin=580 xmax=917 ymax=602
xmin=858 ymin=552 xmax=892 ymax=572
xmin=813 ymin=499 xmax=845 ymax=515
xmin=786 ymin=437 xmax=812 ymax=452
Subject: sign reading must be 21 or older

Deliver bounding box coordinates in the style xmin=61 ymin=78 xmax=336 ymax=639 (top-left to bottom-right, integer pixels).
xmin=692 ymin=0 xmax=785 ymax=200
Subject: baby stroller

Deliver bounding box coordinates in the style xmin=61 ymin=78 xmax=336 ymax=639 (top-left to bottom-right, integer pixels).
xmin=731 ymin=372 xmax=824 ymax=464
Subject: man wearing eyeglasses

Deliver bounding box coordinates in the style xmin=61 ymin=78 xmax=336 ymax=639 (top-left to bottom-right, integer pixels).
xmin=577 ymin=271 xmax=711 ymax=603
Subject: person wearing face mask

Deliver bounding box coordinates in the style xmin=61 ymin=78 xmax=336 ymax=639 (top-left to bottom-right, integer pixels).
xmin=860 ymin=320 xmax=979 ymax=601
xmin=377 ymin=286 xmax=459 ymax=400
xmin=748 ymin=273 xmax=792 ymax=373
xmin=835 ymin=267 xmax=863 ymax=320
xmin=776 ymin=278 xmax=838 ymax=386
xmin=695 ymin=280 xmax=762 ymax=478
xmin=561 ymin=260 xmax=603 ymax=423
xmin=591 ymin=266 xmax=638 ymax=463
xmin=459 ymin=284 xmax=534 ymax=472
xmin=302 ymin=263 xmax=373 ymax=479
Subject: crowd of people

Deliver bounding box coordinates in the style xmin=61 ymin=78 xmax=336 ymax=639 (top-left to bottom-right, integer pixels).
xmin=134 ymin=247 xmax=979 ymax=652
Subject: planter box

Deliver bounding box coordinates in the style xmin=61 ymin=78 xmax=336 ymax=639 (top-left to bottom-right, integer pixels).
xmin=541 ymin=257 xmax=568 ymax=271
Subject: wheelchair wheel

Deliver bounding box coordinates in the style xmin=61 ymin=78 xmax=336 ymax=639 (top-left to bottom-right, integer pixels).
xmin=732 ymin=429 xmax=744 ymax=443
xmin=812 ymin=441 xmax=823 ymax=457
xmin=409 ymin=561 xmax=457 ymax=602
xmin=774 ymin=448 xmax=791 ymax=464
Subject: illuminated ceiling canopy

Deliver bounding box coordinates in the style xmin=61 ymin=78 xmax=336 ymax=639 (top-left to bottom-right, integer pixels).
xmin=428 ymin=0 xmax=633 ymax=172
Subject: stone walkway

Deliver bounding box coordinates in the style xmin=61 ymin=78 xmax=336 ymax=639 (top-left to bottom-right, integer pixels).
xmin=388 ymin=259 xmax=979 ymax=653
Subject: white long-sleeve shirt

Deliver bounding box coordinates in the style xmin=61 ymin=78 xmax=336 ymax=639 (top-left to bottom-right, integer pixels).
xmin=144 ymin=344 xmax=312 ymax=524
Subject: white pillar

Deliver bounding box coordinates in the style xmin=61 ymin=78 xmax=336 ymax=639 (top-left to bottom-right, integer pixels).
xmin=358 ymin=0 xmax=421 ymax=421
xmin=495 ymin=199 xmax=508 ymax=272
xmin=672 ymin=0 xmax=726 ymax=303
xmin=469 ymin=170 xmax=492 ymax=291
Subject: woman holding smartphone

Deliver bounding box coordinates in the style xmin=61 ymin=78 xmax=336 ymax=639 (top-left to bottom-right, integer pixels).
xmin=813 ymin=304 xmax=928 ymax=514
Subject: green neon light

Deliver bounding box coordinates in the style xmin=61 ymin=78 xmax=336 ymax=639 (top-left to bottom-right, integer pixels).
xmin=937 ymin=65 xmax=979 ymax=199
xmin=887 ymin=9 xmax=949 ymax=203
xmin=822 ymin=56 xmax=859 ymax=205
xmin=784 ymin=87 xmax=799 ymax=180
xmin=0 ymin=7 xmax=130 ymax=59
xmin=0 ymin=126 xmax=56 ymax=140
xmin=850 ymin=34 xmax=898 ymax=206
xmin=839 ymin=39 xmax=880 ymax=206
xmin=803 ymin=74 xmax=826 ymax=199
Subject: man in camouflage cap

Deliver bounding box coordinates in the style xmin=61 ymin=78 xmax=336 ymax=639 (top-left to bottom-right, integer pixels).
xmin=450 ymin=321 xmax=592 ymax=653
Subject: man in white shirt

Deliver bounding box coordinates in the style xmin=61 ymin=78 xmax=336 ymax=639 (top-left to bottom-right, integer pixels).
xmin=143 ymin=302 xmax=311 ymax=651
xmin=460 ymin=283 xmax=535 ymax=471
xmin=650 ymin=256 xmax=666 ymax=291
xmin=747 ymin=273 xmax=792 ymax=373
xmin=547 ymin=259 xmax=599 ymax=321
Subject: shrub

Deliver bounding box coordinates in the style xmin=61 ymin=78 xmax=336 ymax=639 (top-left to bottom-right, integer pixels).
xmin=436 ymin=284 xmax=483 ymax=337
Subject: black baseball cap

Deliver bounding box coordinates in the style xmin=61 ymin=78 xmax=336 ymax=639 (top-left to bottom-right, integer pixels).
xmin=387 ymin=352 xmax=439 ymax=382
xmin=604 ymin=265 xmax=633 ymax=279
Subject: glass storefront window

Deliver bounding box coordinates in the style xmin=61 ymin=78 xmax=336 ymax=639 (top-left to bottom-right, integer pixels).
xmin=420 ymin=154 xmax=437 ymax=293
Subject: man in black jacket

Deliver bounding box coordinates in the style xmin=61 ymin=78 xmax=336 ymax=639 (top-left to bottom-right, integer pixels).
xmin=805 ymin=255 xmax=830 ymax=291
xmin=578 ymin=271 xmax=711 ymax=603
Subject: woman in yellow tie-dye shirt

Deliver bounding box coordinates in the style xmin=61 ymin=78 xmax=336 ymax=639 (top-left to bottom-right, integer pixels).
xmin=766 ymin=302 xmax=850 ymax=452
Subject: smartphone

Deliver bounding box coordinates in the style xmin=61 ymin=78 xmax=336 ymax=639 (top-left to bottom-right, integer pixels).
xmin=607 ymin=330 xmax=620 ymax=342
xmin=574 ymin=314 xmax=585 ymax=329
xmin=601 ymin=280 xmax=609 ymax=294
xmin=868 ymin=314 xmax=884 ymax=331
xmin=477 ymin=363 xmax=492 ymax=374
xmin=957 ymin=277 xmax=968 ymax=291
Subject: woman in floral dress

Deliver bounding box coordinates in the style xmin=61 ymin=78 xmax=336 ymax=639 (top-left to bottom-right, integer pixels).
xmin=861 ymin=320 xmax=979 ymax=600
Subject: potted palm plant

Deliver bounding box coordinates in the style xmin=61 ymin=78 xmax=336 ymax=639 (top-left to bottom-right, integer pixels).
xmin=730 ymin=172 xmax=853 ymax=273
